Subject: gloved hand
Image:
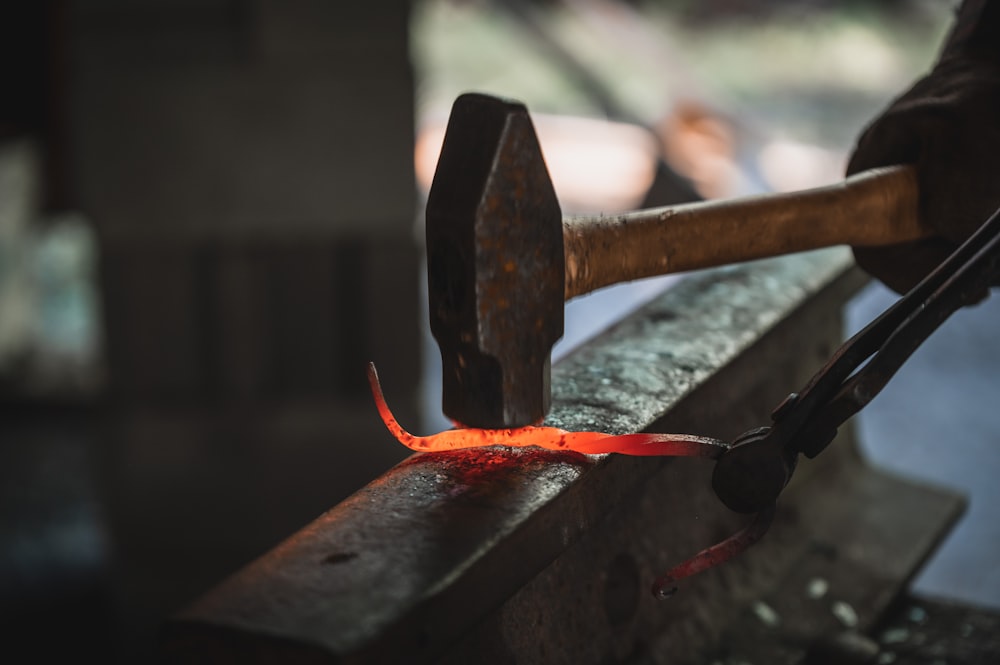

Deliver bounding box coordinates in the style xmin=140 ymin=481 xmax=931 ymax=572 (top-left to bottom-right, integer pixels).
xmin=848 ymin=53 xmax=1000 ymax=294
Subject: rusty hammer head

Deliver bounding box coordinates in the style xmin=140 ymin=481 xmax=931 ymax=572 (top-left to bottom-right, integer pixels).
xmin=426 ymin=93 xmax=565 ymax=429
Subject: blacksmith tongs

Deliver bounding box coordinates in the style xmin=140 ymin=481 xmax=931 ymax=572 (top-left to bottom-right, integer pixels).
xmin=711 ymin=204 xmax=1000 ymax=516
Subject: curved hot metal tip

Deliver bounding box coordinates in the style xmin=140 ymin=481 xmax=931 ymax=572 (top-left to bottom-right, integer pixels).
xmin=651 ymin=505 xmax=776 ymax=600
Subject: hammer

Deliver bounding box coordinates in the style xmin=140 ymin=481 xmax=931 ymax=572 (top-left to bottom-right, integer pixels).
xmin=426 ymin=93 xmax=927 ymax=429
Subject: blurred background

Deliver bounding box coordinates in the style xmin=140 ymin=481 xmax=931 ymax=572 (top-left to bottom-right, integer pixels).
xmin=4 ymin=1 xmax=997 ymax=663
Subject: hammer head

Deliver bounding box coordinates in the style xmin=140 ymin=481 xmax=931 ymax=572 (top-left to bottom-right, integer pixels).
xmin=426 ymin=93 xmax=564 ymax=429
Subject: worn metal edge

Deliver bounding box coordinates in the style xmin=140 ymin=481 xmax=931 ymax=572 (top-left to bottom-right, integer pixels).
xmin=547 ymin=247 xmax=861 ymax=434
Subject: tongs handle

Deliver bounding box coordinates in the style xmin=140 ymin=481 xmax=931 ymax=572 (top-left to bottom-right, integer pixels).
xmin=790 ymin=203 xmax=1000 ymax=458
xmin=713 ymin=204 xmax=1000 ymax=514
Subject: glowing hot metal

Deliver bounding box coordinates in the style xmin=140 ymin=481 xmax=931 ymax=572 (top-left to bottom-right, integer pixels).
xmin=367 ymin=361 xmax=771 ymax=598
xmin=367 ymin=362 xmax=723 ymax=457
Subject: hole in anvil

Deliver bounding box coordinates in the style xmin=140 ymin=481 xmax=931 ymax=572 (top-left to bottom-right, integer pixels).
xmin=322 ymin=552 xmax=359 ymax=565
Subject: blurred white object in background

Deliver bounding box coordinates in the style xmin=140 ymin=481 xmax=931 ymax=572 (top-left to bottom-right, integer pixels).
xmin=415 ymin=111 xmax=660 ymax=214
xmin=0 ymin=138 xmax=103 ymax=398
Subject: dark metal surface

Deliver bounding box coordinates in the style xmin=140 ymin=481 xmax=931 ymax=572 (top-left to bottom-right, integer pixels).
xmin=425 ymin=93 xmax=565 ymax=429
xmin=436 ymin=431 xmax=963 ymax=665
xmin=163 ymin=446 xmax=599 ymax=663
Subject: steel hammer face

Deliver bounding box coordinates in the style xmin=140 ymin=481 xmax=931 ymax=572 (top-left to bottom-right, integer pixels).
xmin=426 ymin=93 xmax=565 ymax=429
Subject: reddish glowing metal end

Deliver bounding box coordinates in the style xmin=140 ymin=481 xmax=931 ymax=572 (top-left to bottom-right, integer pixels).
xmin=651 ymin=505 xmax=776 ymax=599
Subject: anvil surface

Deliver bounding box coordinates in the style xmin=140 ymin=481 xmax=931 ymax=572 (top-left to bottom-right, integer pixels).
xmin=162 ymin=249 xmax=963 ymax=664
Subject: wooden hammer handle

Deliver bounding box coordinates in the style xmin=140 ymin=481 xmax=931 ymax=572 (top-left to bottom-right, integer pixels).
xmin=563 ymin=165 xmax=926 ymax=300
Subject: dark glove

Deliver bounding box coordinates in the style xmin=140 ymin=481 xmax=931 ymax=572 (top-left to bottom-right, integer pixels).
xmin=847 ymin=54 xmax=1000 ymax=294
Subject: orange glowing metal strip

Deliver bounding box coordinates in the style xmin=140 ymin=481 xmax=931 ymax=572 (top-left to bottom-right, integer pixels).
xmin=366 ymin=362 xmax=726 ymax=458
xmin=367 ymin=361 xmax=770 ymax=599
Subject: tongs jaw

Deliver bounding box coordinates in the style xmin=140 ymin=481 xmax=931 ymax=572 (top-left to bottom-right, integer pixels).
xmin=713 ymin=204 xmax=1000 ymax=515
